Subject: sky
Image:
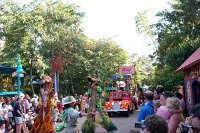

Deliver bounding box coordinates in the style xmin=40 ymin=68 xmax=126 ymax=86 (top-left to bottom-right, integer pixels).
xmin=69 ymin=0 xmax=172 ymax=56
xmin=20 ymin=0 xmax=172 ymax=56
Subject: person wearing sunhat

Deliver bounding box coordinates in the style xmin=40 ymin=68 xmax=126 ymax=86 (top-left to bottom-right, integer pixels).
xmin=61 ymin=96 xmax=94 ymax=133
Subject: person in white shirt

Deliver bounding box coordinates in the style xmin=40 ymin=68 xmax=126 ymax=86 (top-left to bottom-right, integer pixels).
xmin=0 ymin=103 xmax=8 ymax=122
xmin=31 ymin=95 xmax=38 ymax=107
xmin=24 ymin=94 xmax=31 ymax=111
xmin=5 ymin=100 xmax=13 ymax=123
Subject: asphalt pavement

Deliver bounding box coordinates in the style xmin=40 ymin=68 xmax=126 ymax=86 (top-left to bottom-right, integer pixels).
xmin=54 ymin=109 xmax=139 ymax=133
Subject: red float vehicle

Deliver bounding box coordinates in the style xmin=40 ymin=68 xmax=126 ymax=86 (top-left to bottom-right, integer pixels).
xmin=104 ymin=91 xmax=133 ymax=117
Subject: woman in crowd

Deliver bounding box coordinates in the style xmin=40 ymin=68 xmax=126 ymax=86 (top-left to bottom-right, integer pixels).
xmin=157 ymin=97 xmax=181 ymax=122
xmin=21 ymin=100 xmax=27 ymax=133
xmin=157 ymin=91 xmax=182 ymax=133
xmin=175 ymin=92 xmax=186 ymax=116
xmin=0 ymin=103 xmax=8 ymax=123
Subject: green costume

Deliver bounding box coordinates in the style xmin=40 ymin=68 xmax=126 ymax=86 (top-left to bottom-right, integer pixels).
xmin=87 ymin=86 xmax=103 ymax=110
xmin=82 ymin=85 xmax=117 ymax=133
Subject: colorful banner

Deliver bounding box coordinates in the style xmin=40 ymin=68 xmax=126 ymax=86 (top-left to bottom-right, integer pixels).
xmin=119 ymin=66 xmax=135 ymax=75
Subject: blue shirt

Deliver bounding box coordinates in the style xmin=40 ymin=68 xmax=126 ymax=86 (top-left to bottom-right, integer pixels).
xmin=137 ymin=101 xmax=154 ymax=122
xmin=14 ymin=103 xmax=21 ymax=117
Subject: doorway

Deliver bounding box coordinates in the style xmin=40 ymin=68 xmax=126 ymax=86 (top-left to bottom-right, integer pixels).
xmin=192 ymin=81 xmax=200 ymax=104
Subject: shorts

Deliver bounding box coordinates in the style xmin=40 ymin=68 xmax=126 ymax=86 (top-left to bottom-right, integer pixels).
xmin=15 ymin=117 xmax=23 ymax=125
xmin=0 ymin=119 xmax=5 ymax=125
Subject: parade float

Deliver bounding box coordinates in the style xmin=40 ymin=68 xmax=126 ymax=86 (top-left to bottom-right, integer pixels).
xmin=104 ymin=66 xmax=136 ymax=117
xmin=105 ymin=91 xmax=133 ymax=117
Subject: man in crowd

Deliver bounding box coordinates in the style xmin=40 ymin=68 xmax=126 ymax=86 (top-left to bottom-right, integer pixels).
xmin=176 ymin=104 xmax=200 ymax=133
xmin=14 ymin=98 xmax=23 ymax=133
xmin=154 ymin=85 xmax=164 ymax=102
xmin=31 ymin=94 xmax=38 ymax=107
xmin=144 ymin=115 xmax=168 ymax=133
xmin=137 ymin=90 xmax=154 ymax=122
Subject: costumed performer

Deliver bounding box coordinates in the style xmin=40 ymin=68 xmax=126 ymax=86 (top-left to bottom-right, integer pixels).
xmin=82 ymin=76 xmax=117 ymax=133
xmin=59 ymin=96 xmax=95 ymax=133
xmin=30 ymin=76 xmax=55 ymax=133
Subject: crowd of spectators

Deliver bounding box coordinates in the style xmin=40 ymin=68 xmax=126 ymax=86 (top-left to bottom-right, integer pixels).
xmin=0 ymin=93 xmax=89 ymax=133
xmin=1 ymin=85 xmax=200 ymax=133
xmin=134 ymin=85 xmax=200 ymax=133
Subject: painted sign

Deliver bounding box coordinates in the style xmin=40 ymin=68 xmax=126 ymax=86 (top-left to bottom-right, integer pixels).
xmin=119 ymin=66 xmax=135 ymax=75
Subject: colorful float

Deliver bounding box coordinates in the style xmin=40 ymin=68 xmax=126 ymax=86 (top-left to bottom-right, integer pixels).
xmin=105 ymin=91 xmax=133 ymax=117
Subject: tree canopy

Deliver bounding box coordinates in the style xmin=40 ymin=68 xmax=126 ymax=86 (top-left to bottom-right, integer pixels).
xmin=0 ymin=0 xmax=128 ymax=95
xmin=135 ymin=0 xmax=200 ymax=90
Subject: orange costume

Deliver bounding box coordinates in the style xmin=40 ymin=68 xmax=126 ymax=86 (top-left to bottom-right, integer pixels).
xmin=30 ymin=76 xmax=55 ymax=133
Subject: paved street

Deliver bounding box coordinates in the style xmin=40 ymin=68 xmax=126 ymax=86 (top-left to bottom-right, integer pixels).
xmin=54 ymin=110 xmax=139 ymax=133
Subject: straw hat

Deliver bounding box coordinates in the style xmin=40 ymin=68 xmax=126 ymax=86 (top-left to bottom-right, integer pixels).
xmin=63 ymin=96 xmax=76 ymax=105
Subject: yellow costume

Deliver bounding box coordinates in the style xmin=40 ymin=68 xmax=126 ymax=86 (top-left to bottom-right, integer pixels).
xmin=30 ymin=76 xmax=55 ymax=133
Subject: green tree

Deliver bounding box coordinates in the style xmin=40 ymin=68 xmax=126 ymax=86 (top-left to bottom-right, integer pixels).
xmin=130 ymin=55 xmax=155 ymax=88
xmin=0 ymin=0 xmax=84 ymax=94
xmin=155 ymin=0 xmax=200 ymax=68
xmin=135 ymin=10 xmax=156 ymax=47
xmin=0 ymin=0 xmax=129 ymax=96
xmin=59 ymin=38 xmax=129 ymax=94
xmin=135 ymin=0 xmax=200 ymax=90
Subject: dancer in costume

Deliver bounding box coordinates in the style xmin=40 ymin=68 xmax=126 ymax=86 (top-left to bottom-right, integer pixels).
xmin=82 ymin=76 xmax=117 ymax=133
xmin=30 ymin=76 xmax=55 ymax=133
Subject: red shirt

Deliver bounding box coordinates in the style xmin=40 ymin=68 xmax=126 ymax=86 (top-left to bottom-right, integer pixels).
xmin=57 ymin=103 xmax=63 ymax=113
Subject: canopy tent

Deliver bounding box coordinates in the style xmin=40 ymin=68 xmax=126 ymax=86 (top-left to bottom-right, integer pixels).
xmin=0 ymin=65 xmax=17 ymax=74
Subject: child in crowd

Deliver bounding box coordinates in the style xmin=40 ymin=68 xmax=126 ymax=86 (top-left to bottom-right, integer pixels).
xmin=0 ymin=120 xmax=5 ymax=133
xmin=5 ymin=123 xmax=13 ymax=133
xmin=154 ymin=100 xmax=161 ymax=113
xmin=52 ymin=105 xmax=59 ymax=125
xmin=157 ymin=97 xmax=181 ymax=122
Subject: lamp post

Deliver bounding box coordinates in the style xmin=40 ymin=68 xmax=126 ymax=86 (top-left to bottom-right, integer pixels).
xmin=16 ymin=54 xmax=25 ymax=98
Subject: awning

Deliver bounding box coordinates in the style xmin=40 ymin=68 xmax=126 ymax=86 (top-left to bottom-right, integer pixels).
xmin=176 ymin=47 xmax=200 ymax=72
xmin=0 ymin=65 xmax=17 ymax=74
xmin=0 ymin=91 xmax=22 ymax=97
